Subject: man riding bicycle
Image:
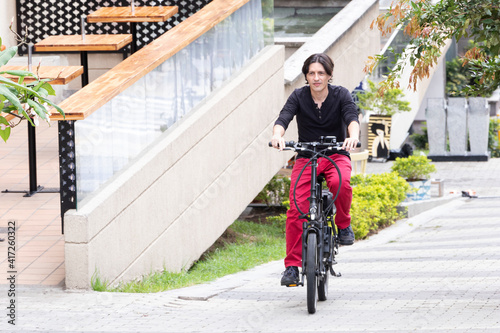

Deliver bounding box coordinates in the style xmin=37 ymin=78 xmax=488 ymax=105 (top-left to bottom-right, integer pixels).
xmin=270 ymin=53 xmax=360 ymax=286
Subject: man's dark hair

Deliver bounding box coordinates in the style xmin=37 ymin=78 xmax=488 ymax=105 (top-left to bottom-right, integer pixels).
xmin=302 ymin=53 xmax=334 ymax=82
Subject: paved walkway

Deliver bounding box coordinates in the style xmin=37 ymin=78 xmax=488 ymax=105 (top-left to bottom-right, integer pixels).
xmin=1 ymin=157 xmax=499 ymax=332
xmin=0 ymin=122 xmax=64 ymax=287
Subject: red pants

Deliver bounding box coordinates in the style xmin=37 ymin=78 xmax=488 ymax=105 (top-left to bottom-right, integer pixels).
xmin=284 ymin=154 xmax=353 ymax=267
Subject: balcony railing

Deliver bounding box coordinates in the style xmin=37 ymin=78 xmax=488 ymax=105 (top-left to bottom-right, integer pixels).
xmin=52 ymin=0 xmax=271 ymax=213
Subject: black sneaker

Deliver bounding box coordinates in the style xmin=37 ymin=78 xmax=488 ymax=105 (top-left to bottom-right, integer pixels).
xmin=338 ymin=225 xmax=355 ymax=245
xmin=281 ymin=266 xmax=299 ymax=286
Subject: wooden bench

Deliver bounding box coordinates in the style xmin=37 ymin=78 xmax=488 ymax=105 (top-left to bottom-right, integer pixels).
xmin=87 ymin=6 xmax=178 ymax=54
xmin=34 ymin=34 xmax=133 ymax=86
xmin=1 ymin=65 xmax=84 ymax=85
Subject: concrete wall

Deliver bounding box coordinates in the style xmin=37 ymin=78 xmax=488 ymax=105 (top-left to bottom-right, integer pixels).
xmin=64 ymin=45 xmax=291 ymax=289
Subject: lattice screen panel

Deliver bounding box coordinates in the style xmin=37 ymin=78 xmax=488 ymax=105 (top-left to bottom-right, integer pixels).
xmin=16 ymin=0 xmax=211 ymax=55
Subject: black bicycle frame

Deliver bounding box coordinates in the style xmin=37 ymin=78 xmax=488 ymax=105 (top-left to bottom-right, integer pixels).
xmin=299 ymin=144 xmax=329 ymax=286
xmin=269 ymin=136 xmax=352 ymax=287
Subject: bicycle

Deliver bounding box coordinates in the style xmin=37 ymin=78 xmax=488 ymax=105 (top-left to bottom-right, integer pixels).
xmin=270 ymin=136 xmax=359 ymax=314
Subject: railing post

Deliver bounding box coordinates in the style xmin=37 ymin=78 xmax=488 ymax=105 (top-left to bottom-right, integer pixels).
xmin=58 ymin=120 xmax=77 ymax=234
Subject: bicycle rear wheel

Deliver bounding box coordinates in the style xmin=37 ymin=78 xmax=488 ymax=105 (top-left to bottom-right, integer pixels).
xmin=306 ymin=232 xmax=318 ymax=314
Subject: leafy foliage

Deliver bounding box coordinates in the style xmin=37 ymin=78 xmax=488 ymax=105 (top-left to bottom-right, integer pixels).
xmin=266 ymin=172 xmax=410 ymax=241
xmin=0 ymin=34 xmax=64 ymax=142
xmin=356 ymin=79 xmax=411 ymax=116
xmin=350 ymin=172 xmax=410 ymax=240
xmin=390 ymin=155 xmax=436 ymax=181
xmin=366 ymin=0 xmax=500 ymax=97
xmin=410 ymin=125 xmax=428 ymax=150
xmin=254 ymin=175 xmax=290 ymax=206
xmin=446 ymin=57 xmax=476 ymax=97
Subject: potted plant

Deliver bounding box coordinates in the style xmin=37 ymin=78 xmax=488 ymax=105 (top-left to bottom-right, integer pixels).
xmin=0 ymin=31 xmax=64 ymax=142
xmin=356 ymin=79 xmax=411 ymax=161
xmin=390 ymin=155 xmax=437 ymax=201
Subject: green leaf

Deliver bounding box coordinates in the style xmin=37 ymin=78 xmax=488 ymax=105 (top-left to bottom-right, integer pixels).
xmin=0 ymin=84 xmax=24 ymax=113
xmin=41 ymin=82 xmax=56 ymax=96
xmin=36 ymin=87 xmax=49 ymax=98
xmin=0 ymin=46 xmax=18 ymax=67
xmin=35 ymin=95 xmax=64 ymax=118
xmin=0 ymin=76 xmax=44 ymax=99
xmin=0 ymin=84 xmax=34 ymax=126
xmin=0 ymin=116 xmax=11 ymax=142
xmin=26 ymin=99 xmax=48 ymax=121
xmin=0 ymin=70 xmax=38 ymax=80
xmin=0 ymin=116 xmax=9 ymax=126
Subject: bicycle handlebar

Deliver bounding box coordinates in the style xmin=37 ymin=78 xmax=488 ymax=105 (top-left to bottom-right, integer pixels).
xmin=268 ymin=136 xmax=358 ymax=221
xmin=268 ymin=138 xmax=361 ymax=151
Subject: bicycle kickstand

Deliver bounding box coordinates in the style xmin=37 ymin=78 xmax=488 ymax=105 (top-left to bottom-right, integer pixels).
xmin=330 ymin=266 xmax=341 ymax=277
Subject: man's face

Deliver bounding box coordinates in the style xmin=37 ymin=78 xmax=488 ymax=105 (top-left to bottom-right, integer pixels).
xmin=306 ymin=62 xmax=331 ymax=93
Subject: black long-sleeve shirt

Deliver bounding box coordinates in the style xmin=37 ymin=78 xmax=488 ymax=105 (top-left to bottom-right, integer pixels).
xmin=275 ymin=84 xmax=359 ymax=158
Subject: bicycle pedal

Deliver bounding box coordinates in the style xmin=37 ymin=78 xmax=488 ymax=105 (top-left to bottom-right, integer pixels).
xmin=286 ymin=281 xmax=304 ymax=287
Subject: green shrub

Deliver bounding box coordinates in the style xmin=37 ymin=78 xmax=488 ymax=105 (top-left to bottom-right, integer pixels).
xmin=410 ymin=126 xmax=429 ymax=150
xmin=254 ymin=175 xmax=290 ymax=206
xmin=267 ymin=172 xmax=409 ymax=241
xmin=356 ymin=79 xmax=411 ymax=116
xmin=266 ymin=200 xmax=289 ymax=229
xmin=390 ymin=155 xmax=436 ymax=181
xmin=350 ymin=172 xmax=410 ymax=239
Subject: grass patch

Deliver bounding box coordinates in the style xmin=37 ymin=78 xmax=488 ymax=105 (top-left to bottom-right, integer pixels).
xmin=102 ymin=219 xmax=285 ymax=293
xmin=91 ymin=269 xmax=110 ymax=291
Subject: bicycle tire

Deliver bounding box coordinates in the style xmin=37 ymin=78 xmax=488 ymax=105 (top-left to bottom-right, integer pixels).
xmin=306 ymin=232 xmax=318 ymax=314
xmin=318 ymin=227 xmax=332 ymax=301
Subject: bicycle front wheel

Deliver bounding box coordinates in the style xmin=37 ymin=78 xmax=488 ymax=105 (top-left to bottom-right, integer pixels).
xmin=318 ymin=227 xmax=332 ymax=301
xmin=306 ymin=232 xmax=318 ymax=314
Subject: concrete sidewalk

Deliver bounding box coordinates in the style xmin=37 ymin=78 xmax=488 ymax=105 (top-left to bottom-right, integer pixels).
xmin=2 ymin=159 xmax=500 ymax=332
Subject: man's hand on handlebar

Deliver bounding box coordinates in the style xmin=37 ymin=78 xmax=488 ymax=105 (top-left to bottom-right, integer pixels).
xmin=271 ymin=134 xmax=286 ymax=151
xmin=271 ymin=125 xmax=286 ymax=151
xmin=341 ymin=137 xmax=360 ymax=151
